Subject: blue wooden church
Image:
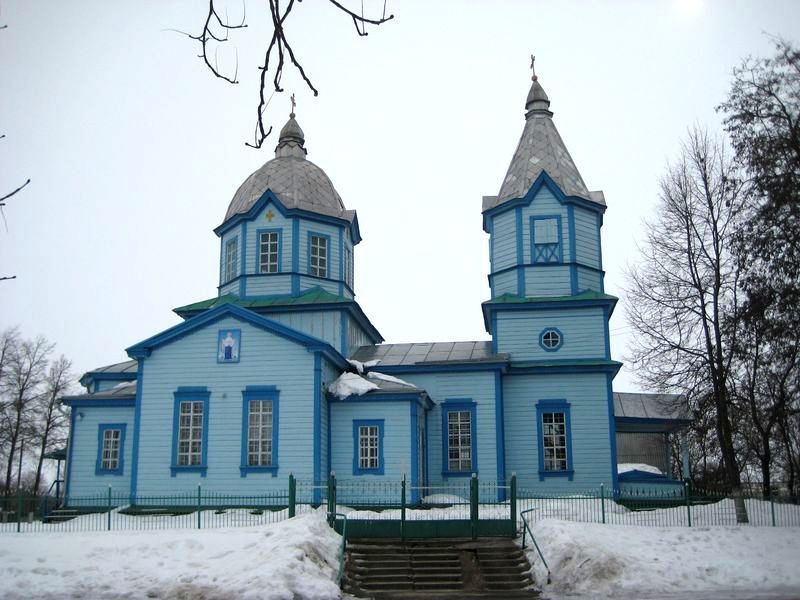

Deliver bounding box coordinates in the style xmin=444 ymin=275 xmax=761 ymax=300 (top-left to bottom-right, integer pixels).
xmin=62 ymin=67 xmax=688 ymax=504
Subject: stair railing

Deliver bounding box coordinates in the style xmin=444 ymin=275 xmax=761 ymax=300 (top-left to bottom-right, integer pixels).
xmin=328 ymin=511 xmax=348 ymax=588
xmin=520 ymin=507 xmax=551 ymax=584
xmin=39 ymin=479 xmax=65 ymax=520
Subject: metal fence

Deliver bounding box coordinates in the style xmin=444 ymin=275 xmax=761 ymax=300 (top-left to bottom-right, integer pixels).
xmin=2 ymin=476 xmax=798 ymax=534
xmin=518 ymin=483 xmax=800 ymax=528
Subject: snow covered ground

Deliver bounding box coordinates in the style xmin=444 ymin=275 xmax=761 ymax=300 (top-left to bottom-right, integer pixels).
xmin=2 ymin=499 xmax=799 ymax=599
xmin=0 ymin=509 xmax=343 ymax=600
xmin=527 ymin=519 xmax=800 ymax=599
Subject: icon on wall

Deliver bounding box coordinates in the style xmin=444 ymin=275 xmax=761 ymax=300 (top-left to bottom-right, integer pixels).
xmin=217 ymin=329 xmax=241 ymax=363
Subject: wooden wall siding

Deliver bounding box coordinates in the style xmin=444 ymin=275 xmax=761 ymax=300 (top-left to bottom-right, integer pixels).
xmin=492 ymin=270 xmax=517 ymax=297
xmin=245 ymin=274 xmax=293 ymax=297
xmin=503 ymin=373 xmax=613 ymax=491
xmin=298 ymin=276 xmax=340 ymax=296
xmin=576 ymin=266 xmax=603 ymax=293
xmin=95 ymin=380 xmax=129 ymax=392
xmin=491 ymin=210 xmax=517 ymax=272
xmin=321 ymin=358 xmax=340 ymax=478
xmin=400 ymin=372 xmax=498 ymax=486
xmin=246 ymin=203 xmax=292 ymax=274
xmin=266 ymin=311 xmax=339 ymax=350
xmin=329 ymin=400 xmax=411 ymax=481
xmin=298 ymin=220 xmax=341 ymax=280
xmin=520 ymin=188 xmax=570 ymax=265
xmin=136 ymin=316 xmax=315 ymax=495
xmin=523 ymin=265 xmax=572 ymax=297
xmin=573 ymin=208 xmax=601 ymax=269
xmin=496 ymin=307 xmax=606 ymax=361
xmin=219 ymin=281 xmax=238 ymax=296
xmin=347 ymin=316 xmax=373 ymax=358
xmin=68 ymin=405 xmax=135 ymax=497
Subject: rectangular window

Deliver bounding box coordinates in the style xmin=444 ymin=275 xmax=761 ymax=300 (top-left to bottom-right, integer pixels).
xmin=259 ymin=231 xmax=279 ymax=274
xmin=536 ymin=399 xmax=573 ymax=480
xmin=447 ymin=411 xmax=472 ymax=472
xmin=240 ymin=387 xmax=279 ymax=476
xmin=531 ymin=216 xmax=561 ymax=263
xmin=344 ymin=247 xmax=353 ymax=288
xmin=541 ymin=412 xmax=568 ymax=471
xmin=177 ymin=400 xmax=204 ymax=466
xmin=95 ymin=423 xmax=126 ymax=475
xmin=224 ymin=237 xmax=238 ymax=282
xmin=247 ymin=400 xmax=274 ymax=466
xmin=310 ymin=234 xmax=328 ymax=278
xmin=352 ymin=419 xmax=384 ymax=475
xmin=101 ymin=429 xmax=122 ymax=471
xmin=358 ymin=425 xmax=380 ymax=469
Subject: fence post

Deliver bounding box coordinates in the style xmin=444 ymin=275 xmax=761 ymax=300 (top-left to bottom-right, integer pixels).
xmin=16 ymin=488 xmax=22 ymax=533
xmin=327 ymin=472 xmax=336 ymax=527
xmin=600 ymin=483 xmax=606 ymax=524
xmin=197 ymin=484 xmax=202 ymax=530
xmin=401 ymin=475 xmax=406 ymax=541
xmin=770 ymin=489 xmax=776 ymax=527
xmin=470 ymin=473 xmax=478 ymax=540
xmin=288 ymin=473 xmax=296 ymax=518
xmin=510 ymin=473 xmax=517 ymax=534
xmin=107 ymin=485 xmax=112 ymax=531
xmin=684 ymin=481 xmax=692 ymax=528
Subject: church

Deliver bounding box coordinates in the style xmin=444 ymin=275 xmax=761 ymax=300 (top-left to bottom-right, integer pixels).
xmin=61 ymin=65 xmax=688 ymax=505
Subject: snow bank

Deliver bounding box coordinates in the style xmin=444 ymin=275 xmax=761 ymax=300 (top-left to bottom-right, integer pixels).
xmin=0 ymin=509 xmax=342 ymax=600
xmin=327 ymin=372 xmax=378 ymax=398
xmin=617 ymin=462 xmax=663 ymax=475
xmin=527 ymin=518 xmax=800 ymax=598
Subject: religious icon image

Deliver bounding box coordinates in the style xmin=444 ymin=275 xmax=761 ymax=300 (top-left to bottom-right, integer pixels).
xmin=217 ymin=329 xmax=241 ymax=362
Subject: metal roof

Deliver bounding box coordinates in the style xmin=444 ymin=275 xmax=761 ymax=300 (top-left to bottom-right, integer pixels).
xmin=483 ymin=71 xmax=604 ymax=211
xmin=64 ymin=381 xmax=137 ymax=402
xmin=84 ymin=359 xmax=138 ymax=375
xmin=351 ymin=341 xmax=508 ymax=367
xmin=614 ymin=392 xmax=688 ymax=420
xmin=224 ymin=114 xmax=353 ymax=223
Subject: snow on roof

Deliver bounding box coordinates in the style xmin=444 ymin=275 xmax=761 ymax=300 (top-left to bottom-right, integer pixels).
xmin=617 ymin=463 xmax=663 ymax=476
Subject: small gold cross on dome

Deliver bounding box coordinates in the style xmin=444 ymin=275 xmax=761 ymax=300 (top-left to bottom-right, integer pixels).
xmin=266 ymin=210 xmax=275 ymax=222
xmin=290 ymin=93 xmax=296 ymax=116
xmin=530 ymin=54 xmax=537 ymax=81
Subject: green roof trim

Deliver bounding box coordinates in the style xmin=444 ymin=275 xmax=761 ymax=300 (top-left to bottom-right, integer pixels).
xmin=484 ymin=290 xmax=618 ymax=305
xmin=174 ymin=288 xmax=349 ymax=314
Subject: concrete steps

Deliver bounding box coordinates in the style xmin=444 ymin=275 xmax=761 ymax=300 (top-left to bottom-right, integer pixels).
xmin=343 ymin=538 xmax=538 ymax=599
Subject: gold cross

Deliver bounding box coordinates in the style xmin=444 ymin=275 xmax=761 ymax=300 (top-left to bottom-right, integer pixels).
xmin=530 ymin=54 xmax=537 ymax=80
xmin=266 ymin=210 xmax=274 ymax=222
xmin=290 ymin=93 xmax=296 ymax=115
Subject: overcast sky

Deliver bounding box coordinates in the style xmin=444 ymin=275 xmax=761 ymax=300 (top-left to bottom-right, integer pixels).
xmin=2 ymin=0 xmax=799 ymax=393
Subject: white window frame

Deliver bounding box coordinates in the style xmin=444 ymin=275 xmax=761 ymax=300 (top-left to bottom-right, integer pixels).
xmin=177 ymin=400 xmax=204 ymax=466
xmin=101 ymin=429 xmax=121 ymax=471
xmin=447 ymin=410 xmax=473 ymax=472
xmin=542 ymin=411 xmax=568 ymax=472
xmin=247 ymin=399 xmax=274 ymax=466
xmin=259 ymin=231 xmax=279 ymax=274
xmin=224 ymin=237 xmax=238 ymax=283
xmin=310 ymin=234 xmax=328 ymax=278
xmin=358 ymin=425 xmax=380 ymax=470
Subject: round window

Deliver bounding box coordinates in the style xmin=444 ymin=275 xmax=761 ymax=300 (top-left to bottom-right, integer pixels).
xmin=540 ymin=328 xmax=562 ymax=351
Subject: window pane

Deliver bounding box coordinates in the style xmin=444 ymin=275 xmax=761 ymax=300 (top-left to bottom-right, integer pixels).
xmin=534 ymin=218 xmax=558 ymax=244
xmin=541 ymin=411 xmax=568 ymax=471
xmin=247 ymin=399 xmax=273 ymax=466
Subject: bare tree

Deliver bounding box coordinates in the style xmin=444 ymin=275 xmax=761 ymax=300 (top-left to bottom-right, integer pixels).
xmin=625 ymin=127 xmax=750 ymax=521
xmin=31 ymin=356 xmax=72 ymax=494
xmin=0 ymin=335 xmax=53 ymax=494
xmin=184 ymin=0 xmax=394 ymax=148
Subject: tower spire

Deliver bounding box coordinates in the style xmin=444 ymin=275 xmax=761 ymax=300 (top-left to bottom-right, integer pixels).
xmin=525 ymin=54 xmax=551 ymax=118
xmin=275 ymin=94 xmax=306 ymax=158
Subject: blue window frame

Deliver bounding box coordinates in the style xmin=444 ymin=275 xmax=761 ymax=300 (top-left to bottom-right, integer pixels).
xmin=240 ymin=386 xmax=280 ymax=477
xmin=536 ymin=399 xmax=574 ymax=481
xmin=171 ymin=387 xmax=210 ymax=477
xmin=224 ymin=236 xmax=239 ymax=283
xmin=308 ymin=232 xmax=330 ymax=278
xmin=95 ymin=423 xmax=126 ymax=475
xmin=441 ymin=399 xmax=477 ymax=477
xmin=352 ymin=419 xmax=384 ymax=475
xmin=539 ymin=327 xmax=563 ymax=352
xmin=530 ymin=215 xmax=562 ymax=264
xmin=257 ymin=228 xmax=282 ymax=274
